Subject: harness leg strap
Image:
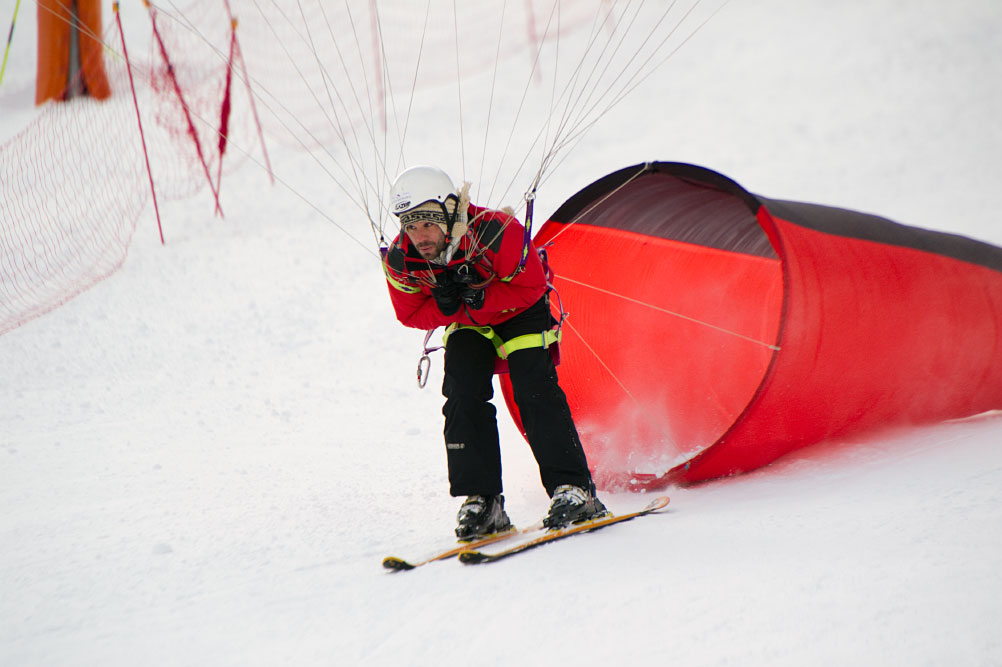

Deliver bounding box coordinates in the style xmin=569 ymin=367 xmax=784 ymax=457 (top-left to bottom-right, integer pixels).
xmin=444 ymin=323 xmax=561 ymax=361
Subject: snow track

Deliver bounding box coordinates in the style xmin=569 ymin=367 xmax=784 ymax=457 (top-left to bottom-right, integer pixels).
xmin=2 ymin=1 xmax=1001 ymax=665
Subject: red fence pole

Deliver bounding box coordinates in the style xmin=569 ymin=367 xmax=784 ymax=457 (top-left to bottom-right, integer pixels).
xmin=114 ymin=2 xmax=165 ymax=245
xmin=369 ymin=0 xmax=385 ymax=133
xmin=214 ymin=18 xmax=237 ymax=199
xmin=224 ymin=0 xmax=274 ymax=184
xmin=144 ymin=0 xmax=224 ymax=217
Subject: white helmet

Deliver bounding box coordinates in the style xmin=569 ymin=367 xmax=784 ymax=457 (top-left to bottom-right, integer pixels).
xmin=389 ymin=165 xmax=457 ymax=217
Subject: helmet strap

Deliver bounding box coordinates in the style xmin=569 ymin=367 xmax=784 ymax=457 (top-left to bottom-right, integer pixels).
xmin=440 ymin=195 xmax=460 ymax=239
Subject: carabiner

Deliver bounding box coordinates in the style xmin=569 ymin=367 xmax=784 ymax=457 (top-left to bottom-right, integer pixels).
xmin=417 ymin=353 xmax=431 ymax=389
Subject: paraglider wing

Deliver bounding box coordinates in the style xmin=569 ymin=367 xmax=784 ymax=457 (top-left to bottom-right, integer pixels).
xmin=500 ymin=162 xmax=1002 ymax=488
xmin=500 ymin=162 xmax=785 ymax=488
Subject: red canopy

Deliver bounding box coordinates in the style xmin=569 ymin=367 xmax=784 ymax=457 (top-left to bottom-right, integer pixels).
xmin=501 ymin=162 xmax=1002 ymax=487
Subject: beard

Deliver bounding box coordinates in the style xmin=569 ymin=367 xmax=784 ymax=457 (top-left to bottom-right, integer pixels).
xmin=417 ymin=238 xmax=446 ymax=259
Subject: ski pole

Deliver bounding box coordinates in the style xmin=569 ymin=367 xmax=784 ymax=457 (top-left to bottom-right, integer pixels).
xmin=0 ymin=0 xmax=23 ymax=90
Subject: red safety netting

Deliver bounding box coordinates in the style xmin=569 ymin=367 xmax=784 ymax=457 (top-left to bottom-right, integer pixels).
xmin=0 ymin=0 xmax=596 ymax=335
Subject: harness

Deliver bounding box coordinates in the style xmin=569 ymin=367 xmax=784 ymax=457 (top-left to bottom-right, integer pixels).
xmin=416 ymin=245 xmax=565 ymax=388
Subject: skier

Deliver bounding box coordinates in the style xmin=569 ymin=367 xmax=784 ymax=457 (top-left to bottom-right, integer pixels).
xmin=382 ymin=165 xmax=607 ymax=539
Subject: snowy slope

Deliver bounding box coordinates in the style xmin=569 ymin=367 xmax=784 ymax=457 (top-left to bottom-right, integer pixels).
xmin=2 ymin=1 xmax=1002 ymax=665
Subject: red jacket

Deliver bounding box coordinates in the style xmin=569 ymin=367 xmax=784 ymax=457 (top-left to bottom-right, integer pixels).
xmin=383 ymin=204 xmax=547 ymax=330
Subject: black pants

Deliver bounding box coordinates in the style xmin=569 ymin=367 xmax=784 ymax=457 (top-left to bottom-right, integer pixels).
xmin=442 ymin=298 xmax=593 ymax=497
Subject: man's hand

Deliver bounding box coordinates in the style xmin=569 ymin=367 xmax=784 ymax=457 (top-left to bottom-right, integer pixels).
xmin=451 ymin=263 xmax=486 ymax=310
xmin=459 ymin=285 xmax=485 ymax=310
xmin=430 ymin=273 xmax=462 ymax=316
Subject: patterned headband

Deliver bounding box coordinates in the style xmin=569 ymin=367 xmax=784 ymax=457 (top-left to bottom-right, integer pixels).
xmin=399 ymin=208 xmax=449 ymax=227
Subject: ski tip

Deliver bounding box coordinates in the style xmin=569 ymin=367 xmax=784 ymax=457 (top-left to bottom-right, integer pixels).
xmin=382 ymin=556 xmax=416 ymax=571
xmin=457 ymin=550 xmax=488 ymax=565
xmin=647 ymin=495 xmax=670 ymax=511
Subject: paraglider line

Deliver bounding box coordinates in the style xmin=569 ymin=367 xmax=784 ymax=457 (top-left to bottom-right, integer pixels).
xmin=156 ymin=0 xmax=381 ymax=251
xmin=138 ymin=2 xmax=731 ymax=273
xmin=558 ymin=275 xmax=781 ymax=352
xmin=563 ymin=318 xmax=678 ymax=449
xmin=543 ymin=163 xmax=649 ymax=248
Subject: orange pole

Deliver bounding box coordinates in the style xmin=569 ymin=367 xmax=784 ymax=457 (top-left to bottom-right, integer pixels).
xmin=76 ymin=0 xmax=110 ymax=99
xmin=36 ymin=0 xmax=109 ymax=105
xmin=35 ymin=0 xmax=70 ymax=104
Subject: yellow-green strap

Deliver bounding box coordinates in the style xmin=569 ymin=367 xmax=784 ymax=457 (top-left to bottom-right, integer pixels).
xmin=443 ymin=322 xmax=560 ymax=360
xmin=382 ymin=261 xmax=421 ymax=293
xmin=0 ymin=0 xmax=22 ymax=89
xmin=501 ymin=328 xmax=561 ymax=358
xmin=443 ymin=323 xmax=505 ymax=357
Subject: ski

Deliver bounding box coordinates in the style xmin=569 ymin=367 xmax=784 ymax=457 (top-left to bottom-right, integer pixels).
xmin=382 ymin=524 xmax=541 ymax=571
xmin=457 ymin=495 xmax=670 ymax=564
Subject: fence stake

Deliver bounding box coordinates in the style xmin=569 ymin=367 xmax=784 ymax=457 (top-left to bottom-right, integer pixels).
xmin=114 ymin=2 xmax=165 ymax=245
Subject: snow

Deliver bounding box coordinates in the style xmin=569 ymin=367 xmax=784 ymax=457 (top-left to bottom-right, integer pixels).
xmin=3 ymin=1 xmax=1002 ymax=665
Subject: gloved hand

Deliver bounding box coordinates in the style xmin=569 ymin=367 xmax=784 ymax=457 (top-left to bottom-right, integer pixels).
xmin=430 ymin=273 xmax=462 ymax=316
xmin=451 ymin=264 xmax=486 ymax=310
xmin=459 ymin=285 xmax=485 ymax=310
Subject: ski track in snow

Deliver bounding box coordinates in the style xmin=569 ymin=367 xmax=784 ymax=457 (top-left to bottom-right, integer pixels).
xmin=2 ymin=1 xmax=1002 ymax=665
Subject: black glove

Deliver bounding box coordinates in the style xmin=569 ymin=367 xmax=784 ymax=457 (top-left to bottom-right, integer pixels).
xmin=451 ymin=263 xmax=486 ymax=310
xmin=430 ymin=274 xmax=462 ymax=316
xmin=459 ymin=285 xmax=485 ymax=310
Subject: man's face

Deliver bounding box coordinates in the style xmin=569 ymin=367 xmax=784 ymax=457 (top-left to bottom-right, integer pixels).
xmin=403 ymin=220 xmax=447 ymax=260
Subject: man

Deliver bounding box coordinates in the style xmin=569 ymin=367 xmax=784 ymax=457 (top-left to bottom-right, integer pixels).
xmin=382 ymin=165 xmax=607 ymax=539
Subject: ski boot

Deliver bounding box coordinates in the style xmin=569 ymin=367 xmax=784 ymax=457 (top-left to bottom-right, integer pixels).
xmin=543 ymin=484 xmax=609 ymax=530
xmin=455 ymin=494 xmax=512 ymax=541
